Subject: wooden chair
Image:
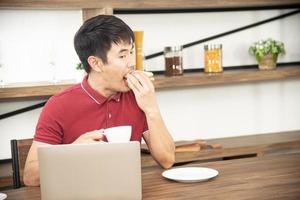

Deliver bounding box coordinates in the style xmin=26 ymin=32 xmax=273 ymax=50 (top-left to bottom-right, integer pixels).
xmin=10 ymin=138 xmax=33 ymax=188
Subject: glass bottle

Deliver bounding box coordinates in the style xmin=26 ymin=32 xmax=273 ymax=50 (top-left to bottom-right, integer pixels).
xmin=164 ymin=46 xmax=183 ymax=76
xmin=204 ymin=44 xmax=223 ymax=73
xmin=134 ymin=31 xmax=144 ymax=71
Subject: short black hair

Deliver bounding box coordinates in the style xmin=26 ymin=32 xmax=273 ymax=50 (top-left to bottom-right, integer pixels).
xmin=74 ymin=15 xmax=134 ymax=73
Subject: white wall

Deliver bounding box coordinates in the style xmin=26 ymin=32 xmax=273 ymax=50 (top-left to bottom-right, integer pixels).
xmin=0 ymin=9 xmax=82 ymax=83
xmin=157 ymin=79 xmax=300 ymax=140
xmin=117 ymin=9 xmax=300 ymax=71
xmin=1 ymin=9 xmax=299 ymax=83
xmin=0 ymin=9 xmax=300 ymax=159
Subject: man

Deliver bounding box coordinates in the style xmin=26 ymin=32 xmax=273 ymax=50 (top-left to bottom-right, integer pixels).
xmin=23 ymin=15 xmax=175 ymax=186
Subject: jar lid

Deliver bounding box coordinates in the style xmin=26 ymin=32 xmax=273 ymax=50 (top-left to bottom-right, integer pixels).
xmin=204 ymin=44 xmax=222 ymax=50
xmin=164 ymin=46 xmax=183 ymax=52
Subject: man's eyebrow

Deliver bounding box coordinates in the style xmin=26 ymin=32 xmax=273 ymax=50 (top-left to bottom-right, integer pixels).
xmin=118 ymin=49 xmax=128 ymax=54
xmin=118 ymin=45 xmax=134 ymax=53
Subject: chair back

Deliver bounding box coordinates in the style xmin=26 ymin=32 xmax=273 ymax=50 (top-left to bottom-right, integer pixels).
xmin=11 ymin=138 xmax=33 ymax=188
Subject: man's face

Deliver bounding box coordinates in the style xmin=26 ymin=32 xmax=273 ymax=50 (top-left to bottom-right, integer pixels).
xmin=101 ymin=41 xmax=135 ymax=92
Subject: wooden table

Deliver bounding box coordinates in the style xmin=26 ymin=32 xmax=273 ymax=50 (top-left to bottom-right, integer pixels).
xmin=3 ymin=153 xmax=300 ymax=200
xmin=142 ymin=130 xmax=300 ymax=167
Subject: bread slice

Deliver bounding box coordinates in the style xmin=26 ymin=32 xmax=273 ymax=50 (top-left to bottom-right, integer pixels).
xmin=175 ymin=143 xmax=201 ymax=152
xmin=134 ymin=70 xmax=154 ymax=81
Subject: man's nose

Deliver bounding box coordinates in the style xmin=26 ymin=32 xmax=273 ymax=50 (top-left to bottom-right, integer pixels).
xmin=127 ymin=54 xmax=136 ymax=70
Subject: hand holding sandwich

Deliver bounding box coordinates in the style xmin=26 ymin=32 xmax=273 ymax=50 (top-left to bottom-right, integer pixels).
xmin=126 ymin=70 xmax=175 ymax=169
xmin=126 ymin=70 xmax=158 ymax=115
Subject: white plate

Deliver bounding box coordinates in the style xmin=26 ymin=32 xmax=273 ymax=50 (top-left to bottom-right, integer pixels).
xmin=162 ymin=167 xmax=219 ymax=183
xmin=0 ymin=193 xmax=7 ymax=200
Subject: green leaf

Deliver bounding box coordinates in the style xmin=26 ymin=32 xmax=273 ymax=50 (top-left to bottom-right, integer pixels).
xmin=76 ymin=63 xmax=84 ymax=70
xmin=249 ymin=47 xmax=255 ymax=55
xmin=249 ymin=38 xmax=285 ymax=61
xmin=272 ymin=54 xmax=278 ymax=63
xmin=255 ymin=52 xmax=262 ymax=63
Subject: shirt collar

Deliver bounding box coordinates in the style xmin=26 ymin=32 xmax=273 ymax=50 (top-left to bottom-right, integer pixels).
xmin=81 ymin=75 xmax=121 ymax=105
xmin=111 ymin=92 xmax=121 ymax=102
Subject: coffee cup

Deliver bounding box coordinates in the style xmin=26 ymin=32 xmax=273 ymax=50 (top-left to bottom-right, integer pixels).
xmin=104 ymin=126 xmax=132 ymax=143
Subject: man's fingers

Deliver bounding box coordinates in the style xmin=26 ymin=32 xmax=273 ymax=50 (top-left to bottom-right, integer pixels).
xmin=134 ymin=70 xmax=155 ymax=82
xmin=133 ymin=72 xmax=154 ymax=91
xmin=86 ymin=129 xmax=104 ymax=140
xmin=132 ymin=72 xmax=149 ymax=88
xmin=73 ymin=129 xmax=105 ymax=144
xmin=135 ymin=70 xmax=154 ymax=78
xmin=138 ymin=72 xmax=154 ymax=87
xmin=127 ymin=77 xmax=138 ymax=92
xmin=127 ymin=77 xmax=141 ymax=96
xmin=127 ymin=74 xmax=143 ymax=92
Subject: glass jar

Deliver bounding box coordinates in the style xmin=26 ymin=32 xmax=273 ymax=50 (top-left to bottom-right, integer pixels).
xmin=164 ymin=46 xmax=183 ymax=76
xmin=204 ymin=44 xmax=223 ymax=73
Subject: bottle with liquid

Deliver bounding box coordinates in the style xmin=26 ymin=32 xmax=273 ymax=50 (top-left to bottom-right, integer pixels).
xmin=204 ymin=44 xmax=223 ymax=73
xmin=134 ymin=31 xmax=144 ymax=71
xmin=164 ymin=46 xmax=183 ymax=76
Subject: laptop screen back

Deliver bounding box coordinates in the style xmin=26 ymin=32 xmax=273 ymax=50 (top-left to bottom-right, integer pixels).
xmin=38 ymin=141 xmax=141 ymax=200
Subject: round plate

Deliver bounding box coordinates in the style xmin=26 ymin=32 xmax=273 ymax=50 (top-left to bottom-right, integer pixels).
xmin=162 ymin=167 xmax=219 ymax=183
xmin=0 ymin=193 xmax=7 ymax=200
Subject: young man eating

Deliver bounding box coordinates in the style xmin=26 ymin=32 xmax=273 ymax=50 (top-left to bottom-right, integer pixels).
xmin=23 ymin=15 xmax=175 ymax=186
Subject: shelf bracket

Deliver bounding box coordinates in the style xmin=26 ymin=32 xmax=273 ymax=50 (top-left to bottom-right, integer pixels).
xmin=82 ymin=8 xmax=113 ymax=22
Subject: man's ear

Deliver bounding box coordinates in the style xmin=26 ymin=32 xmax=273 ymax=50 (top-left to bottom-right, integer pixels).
xmin=87 ymin=56 xmax=104 ymax=73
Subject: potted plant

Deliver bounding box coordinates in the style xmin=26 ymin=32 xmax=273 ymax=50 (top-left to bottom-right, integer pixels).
xmin=75 ymin=63 xmax=86 ymax=82
xmin=76 ymin=62 xmax=84 ymax=70
xmin=249 ymin=38 xmax=285 ymax=70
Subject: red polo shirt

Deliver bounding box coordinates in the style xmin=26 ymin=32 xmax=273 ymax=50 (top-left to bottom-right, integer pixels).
xmin=34 ymin=76 xmax=148 ymax=144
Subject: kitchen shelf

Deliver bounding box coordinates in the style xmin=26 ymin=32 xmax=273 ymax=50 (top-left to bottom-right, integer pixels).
xmin=1 ymin=65 xmax=300 ymax=100
xmin=1 ymin=0 xmax=299 ymax=9
xmin=154 ymin=65 xmax=300 ymax=89
xmin=1 ymin=1 xmax=299 ymax=100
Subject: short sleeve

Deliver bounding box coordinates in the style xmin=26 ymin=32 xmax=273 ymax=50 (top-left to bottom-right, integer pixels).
xmin=34 ymin=96 xmax=64 ymax=144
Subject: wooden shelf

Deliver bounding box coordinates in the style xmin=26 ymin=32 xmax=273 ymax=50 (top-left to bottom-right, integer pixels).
xmin=1 ymin=65 xmax=300 ymax=100
xmin=1 ymin=1 xmax=299 ymax=100
xmin=154 ymin=65 xmax=300 ymax=89
xmin=0 ymin=80 xmax=75 ymax=100
xmin=0 ymin=0 xmax=299 ymax=9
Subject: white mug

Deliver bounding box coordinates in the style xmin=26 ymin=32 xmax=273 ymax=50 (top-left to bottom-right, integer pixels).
xmin=104 ymin=126 xmax=132 ymax=143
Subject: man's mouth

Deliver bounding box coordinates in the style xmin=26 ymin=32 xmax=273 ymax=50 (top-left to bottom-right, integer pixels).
xmin=123 ymin=70 xmax=134 ymax=80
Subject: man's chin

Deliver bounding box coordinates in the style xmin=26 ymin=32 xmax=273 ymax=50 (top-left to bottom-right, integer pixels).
xmin=120 ymin=80 xmax=131 ymax=92
xmin=118 ymin=87 xmax=131 ymax=93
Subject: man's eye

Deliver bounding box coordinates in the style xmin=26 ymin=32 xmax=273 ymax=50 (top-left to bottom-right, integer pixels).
xmin=119 ymin=55 xmax=126 ymax=58
xmin=130 ymin=51 xmax=134 ymax=55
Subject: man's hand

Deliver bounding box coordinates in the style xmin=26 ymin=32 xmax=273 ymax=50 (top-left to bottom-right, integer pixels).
xmin=127 ymin=71 xmax=175 ymax=169
xmin=73 ymin=129 xmax=105 ymax=144
xmin=126 ymin=71 xmax=158 ymax=115
xmin=134 ymin=70 xmax=155 ymax=81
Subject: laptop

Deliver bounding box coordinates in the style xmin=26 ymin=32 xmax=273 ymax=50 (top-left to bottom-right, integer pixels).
xmin=38 ymin=141 xmax=141 ymax=200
